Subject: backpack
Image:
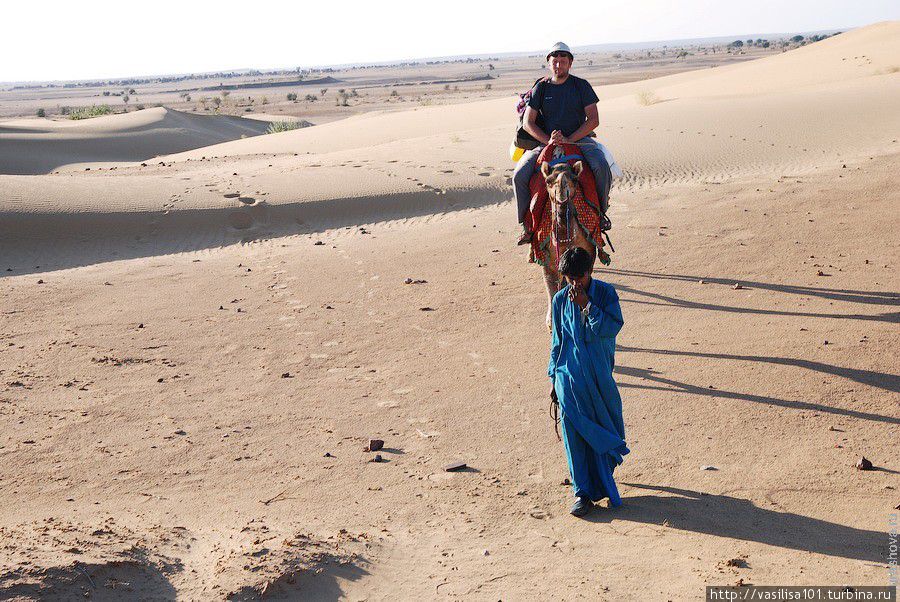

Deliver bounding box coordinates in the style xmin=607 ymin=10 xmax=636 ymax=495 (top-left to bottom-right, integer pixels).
xmin=514 ymin=77 xmax=547 ymax=151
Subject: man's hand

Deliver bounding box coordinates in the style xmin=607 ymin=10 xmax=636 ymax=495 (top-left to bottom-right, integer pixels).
xmin=569 ymin=282 xmax=589 ymax=309
xmin=550 ymin=130 xmax=569 ymax=145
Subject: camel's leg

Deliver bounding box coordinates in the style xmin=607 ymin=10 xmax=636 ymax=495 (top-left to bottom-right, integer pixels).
xmin=542 ymin=264 xmax=561 ymax=330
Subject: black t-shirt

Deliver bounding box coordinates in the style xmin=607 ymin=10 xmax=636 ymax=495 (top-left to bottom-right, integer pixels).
xmin=527 ymin=75 xmax=599 ymax=138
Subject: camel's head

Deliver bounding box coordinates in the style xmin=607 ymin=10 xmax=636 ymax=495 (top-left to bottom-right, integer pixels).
xmin=541 ymin=160 xmax=583 ymax=209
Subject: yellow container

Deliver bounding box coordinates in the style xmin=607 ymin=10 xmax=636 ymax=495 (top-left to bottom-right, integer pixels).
xmin=509 ymin=142 xmax=525 ymax=162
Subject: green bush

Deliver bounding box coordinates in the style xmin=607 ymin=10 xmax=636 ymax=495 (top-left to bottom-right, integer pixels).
xmin=36 ymin=108 xmax=46 ymax=117
xmin=266 ymin=120 xmax=313 ymax=134
xmin=69 ymin=105 xmax=113 ymax=120
xmin=287 ymin=92 xmax=298 ymax=101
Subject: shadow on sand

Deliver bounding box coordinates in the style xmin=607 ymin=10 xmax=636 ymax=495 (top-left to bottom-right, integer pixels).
xmin=1 ymin=187 xmax=508 ymax=278
xmin=617 ymin=345 xmax=900 ymax=395
xmin=589 ymin=483 xmax=887 ymax=564
xmin=614 ymin=364 xmax=899 ymax=425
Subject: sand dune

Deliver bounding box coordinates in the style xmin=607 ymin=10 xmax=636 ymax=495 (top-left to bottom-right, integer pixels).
xmin=0 ymin=107 xmax=272 ymax=175
xmin=1 ymin=22 xmax=898 ymax=600
xmin=2 ymin=21 xmax=896 ymax=263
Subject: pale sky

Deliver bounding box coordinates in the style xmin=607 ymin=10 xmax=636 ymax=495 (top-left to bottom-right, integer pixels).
xmin=3 ymin=0 xmax=898 ymax=82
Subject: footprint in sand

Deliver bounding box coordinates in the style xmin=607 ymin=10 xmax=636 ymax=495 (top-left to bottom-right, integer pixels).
xmin=477 ymin=172 xmax=491 ymax=177
xmin=441 ymin=169 xmax=454 ymax=173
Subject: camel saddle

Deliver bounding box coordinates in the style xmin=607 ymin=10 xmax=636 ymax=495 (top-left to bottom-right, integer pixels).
xmin=527 ymin=143 xmax=610 ymax=267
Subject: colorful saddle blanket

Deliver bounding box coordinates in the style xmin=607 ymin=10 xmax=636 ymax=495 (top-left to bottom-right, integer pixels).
xmin=527 ymin=143 xmax=609 ymax=267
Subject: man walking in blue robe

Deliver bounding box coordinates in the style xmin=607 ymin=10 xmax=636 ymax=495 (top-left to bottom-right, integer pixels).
xmin=549 ymin=247 xmax=629 ymax=517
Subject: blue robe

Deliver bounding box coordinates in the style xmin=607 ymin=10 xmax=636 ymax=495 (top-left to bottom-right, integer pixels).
xmin=549 ymin=278 xmax=629 ymax=506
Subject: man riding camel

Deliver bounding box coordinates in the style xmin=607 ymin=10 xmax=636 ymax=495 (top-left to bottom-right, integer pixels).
xmin=514 ymin=42 xmax=614 ymax=245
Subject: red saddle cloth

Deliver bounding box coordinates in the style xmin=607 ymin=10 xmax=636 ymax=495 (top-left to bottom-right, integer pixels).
xmin=527 ymin=143 xmax=607 ymax=267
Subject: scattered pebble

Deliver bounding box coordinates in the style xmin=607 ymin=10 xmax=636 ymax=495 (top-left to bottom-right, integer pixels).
xmin=444 ymin=461 xmax=467 ymax=472
xmin=367 ymin=439 xmax=384 ymax=452
xmin=732 ymin=283 xmax=743 ymax=290
xmin=700 ymin=465 xmax=718 ymax=471
xmin=855 ymin=457 xmax=873 ymax=471
xmin=419 ymin=307 xmax=436 ymax=312
xmin=281 ymin=372 xmax=293 ymax=379
xmin=370 ymin=454 xmax=385 ymax=463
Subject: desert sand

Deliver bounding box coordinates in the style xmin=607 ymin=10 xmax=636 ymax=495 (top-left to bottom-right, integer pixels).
xmin=0 ymin=22 xmax=898 ymax=600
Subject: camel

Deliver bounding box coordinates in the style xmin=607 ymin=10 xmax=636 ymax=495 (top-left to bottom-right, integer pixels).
xmin=538 ymin=159 xmax=598 ymax=329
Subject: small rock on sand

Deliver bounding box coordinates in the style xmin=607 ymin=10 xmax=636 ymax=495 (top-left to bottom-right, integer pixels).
xmin=855 ymin=457 xmax=873 ymax=471
xmin=367 ymin=439 xmax=384 ymax=452
xmin=444 ymin=461 xmax=467 ymax=472
xmin=700 ymin=465 xmax=718 ymax=471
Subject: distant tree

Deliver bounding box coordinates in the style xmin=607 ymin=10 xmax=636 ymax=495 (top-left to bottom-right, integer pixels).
xmin=184 ymin=94 xmax=191 ymax=102
xmin=485 ymin=83 xmax=492 ymax=90
xmin=36 ymin=108 xmax=45 ymax=117
xmin=729 ymin=40 xmax=744 ymax=48
xmin=746 ymin=39 xmax=753 ymax=46
xmin=102 ymin=91 xmax=111 ymax=96
xmin=762 ymin=41 xmax=770 ymax=48
xmin=320 ymin=88 xmax=328 ymax=96
xmin=488 ymin=63 xmax=495 ymax=70
xmin=791 ymin=35 xmax=804 ymax=43
xmin=287 ymin=92 xmax=298 ymax=101
xmin=588 ymin=59 xmax=593 ymax=66
xmin=122 ymin=94 xmax=130 ymax=111
xmin=676 ymin=50 xmax=689 ymax=59
xmin=127 ymin=88 xmax=136 ymax=95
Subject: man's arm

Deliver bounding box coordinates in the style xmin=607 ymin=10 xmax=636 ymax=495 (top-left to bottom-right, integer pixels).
xmin=523 ymin=106 xmax=551 ymax=145
xmin=565 ymin=103 xmax=599 ymax=143
xmin=584 ymin=283 xmax=624 ymax=339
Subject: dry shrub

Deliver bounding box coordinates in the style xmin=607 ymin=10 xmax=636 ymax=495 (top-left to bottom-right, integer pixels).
xmin=636 ymin=91 xmax=660 ymax=106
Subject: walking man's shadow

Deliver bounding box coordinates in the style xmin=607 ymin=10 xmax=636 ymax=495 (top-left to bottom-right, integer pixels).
xmin=587 ymin=483 xmax=886 ymax=564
